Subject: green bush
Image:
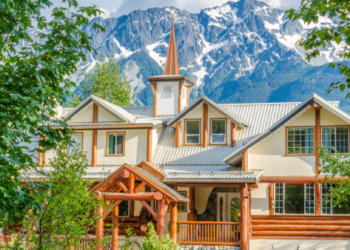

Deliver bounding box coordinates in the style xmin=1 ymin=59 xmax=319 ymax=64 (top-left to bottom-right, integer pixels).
xmin=141 ymin=223 xmax=178 ymax=250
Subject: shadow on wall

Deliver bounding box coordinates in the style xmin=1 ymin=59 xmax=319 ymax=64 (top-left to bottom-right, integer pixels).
xmin=196 ymin=187 xmax=240 ymax=221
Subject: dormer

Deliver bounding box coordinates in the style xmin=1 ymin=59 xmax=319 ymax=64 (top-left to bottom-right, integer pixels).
xmin=148 ymin=21 xmax=195 ymax=117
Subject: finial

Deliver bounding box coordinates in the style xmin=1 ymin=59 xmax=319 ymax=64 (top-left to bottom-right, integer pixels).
xmin=165 ymin=6 xmax=178 ymax=22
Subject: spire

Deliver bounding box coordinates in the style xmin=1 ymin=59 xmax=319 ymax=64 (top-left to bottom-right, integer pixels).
xmin=163 ymin=22 xmax=180 ymax=75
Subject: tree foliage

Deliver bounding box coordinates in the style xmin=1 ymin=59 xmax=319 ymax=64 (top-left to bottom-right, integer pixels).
xmin=2 ymin=143 xmax=108 ymax=250
xmin=285 ymin=0 xmax=350 ymax=98
xmin=69 ymin=56 xmax=134 ymax=107
xmin=318 ymin=147 xmax=350 ymax=208
xmin=0 ymin=0 xmax=104 ymax=228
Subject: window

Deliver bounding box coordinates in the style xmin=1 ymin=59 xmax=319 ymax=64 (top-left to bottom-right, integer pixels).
xmin=322 ymin=127 xmax=349 ymax=153
xmin=211 ymin=119 xmax=226 ymax=144
xmin=107 ymin=132 xmax=125 ymax=155
xmin=154 ymin=191 xmax=187 ymax=212
xmin=185 ymin=120 xmax=200 ymax=145
xmin=163 ymin=86 xmax=172 ymax=98
xmin=274 ymin=183 xmax=315 ymax=214
xmin=322 ymin=184 xmax=350 ymax=214
xmin=67 ymin=132 xmax=83 ymax=155
xmin=287 ymin=127 xmax=314 ymax=155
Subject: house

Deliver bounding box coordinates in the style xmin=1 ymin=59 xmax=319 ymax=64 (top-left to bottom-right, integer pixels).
xmin=28 ymin=21 xmax=350 ymax=250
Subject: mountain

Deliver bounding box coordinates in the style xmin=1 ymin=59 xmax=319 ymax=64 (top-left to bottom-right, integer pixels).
xmin=64 ymin=0 xmax=348 ymax=110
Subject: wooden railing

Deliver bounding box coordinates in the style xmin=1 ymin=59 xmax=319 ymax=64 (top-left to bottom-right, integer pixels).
xmin=177 ymin=221 xmax=240 ymax=246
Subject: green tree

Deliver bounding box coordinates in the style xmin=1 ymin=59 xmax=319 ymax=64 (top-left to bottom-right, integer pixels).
xmin=2 ymin=142 xmax=109 ymax=250
xmin=73 ymin=56 xmax=134 ymax=107
xmin=285 ymin=0 xmax=350 ymax=98
xmin=0 ymin=0 xmax=104 ymax=229
xmin=318 ymin=147 xmax=350 ymax=211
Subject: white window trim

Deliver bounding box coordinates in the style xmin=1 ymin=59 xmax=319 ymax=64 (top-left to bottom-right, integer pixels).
xmin=286 ymin=127 xmax=315 ymax=155
xmin=274 ymin=183 xmax=315 ymax=215
xmin=210 ymin=119 xmax=226 ymax=144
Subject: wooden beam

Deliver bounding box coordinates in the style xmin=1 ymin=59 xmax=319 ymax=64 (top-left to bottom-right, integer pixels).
xmin=147 ymin=129 xmax=152 ymax=163
xmin=111 ymin=206 xmax=119 ymax=250
xmin=231 ymin=122 xmax=236 ymax=147
xmin=315 ymin=108 xmax=321 ymax=175
xmin=252 ymin=231 xmax=350 ymax=237
xmin=93 ymin=103 xmax=98 ymax=123
xmin=186 ymin=86 xmax=190 ymax=105
xmin=174 ymin=183 xmax=245 ymax=188
xmin=140 ymin=200 xmax=158 ymax=220
xmin=154 ymin=82 xmax=157 ymax=117
xmin=134 ymin=182 xmax=146 ymax=194
xmin=252 ymin=224 xmax=350 ymax=231
xmin=269 ymin=183 xmax=274 ymax=215
xmin=170 ymin=185 xmax=178 ymax=241
xmin=252 ymin=215 xmax=350 ymax=220
xmin=157 ymin=199 xmax=166 ymax=235
xmin=129 ymin=176 xmax=135 ymax=218
xmin=175 ymin=121 xmax=181 ymax=148
xmin=187 ymin=187 xmax=196 ymax=221
xmin=178 ymin=81 xmax=183 ymax=113
xmin=310 ymin=102 xmax=321 ymax=110
xmin=145 ymin=186 xmax=151 ymax=205
xmin=116 ymin=181 xmax=129 ymax=193
xmin=315 ymin=183 xmax=321 ymax=215
xmin=242 ymin=150 xmax=248 ymax=171
xmin=92 ymin=130 xmax=97 ymax=167
xmin=103 ymin=200 xmax=122 ymax=218
xmin=96 ymin=193 xmax=104 ymax=250
xmin=203 ymin=103 xmax=208 ymax=148
xmin=101 ymin=192 xmax=163 ymax=201
xmin=121 ymin=169 xmax=130 ymax=179
xmin=240 ymin=185 xmax=248 ymax=250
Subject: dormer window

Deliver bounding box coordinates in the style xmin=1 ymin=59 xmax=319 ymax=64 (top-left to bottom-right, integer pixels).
xmin=184 ymin=119 xmax=201 ymax=145
xmin=322 ymin=127 xmax=349 ymax=153
xmin=210 ymin=119 xmax=227 ymax=144
xmin=163 ymin=86 xmax=172 ymax=99
xmin=287 ymin=127 xmax=314 ymax=155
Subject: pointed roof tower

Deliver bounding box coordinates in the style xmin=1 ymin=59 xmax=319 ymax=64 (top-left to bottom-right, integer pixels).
xmin=163 ymin=22 xmax=179 ymax=75
xmin=148 ymin=9 xmax=195 ymax=116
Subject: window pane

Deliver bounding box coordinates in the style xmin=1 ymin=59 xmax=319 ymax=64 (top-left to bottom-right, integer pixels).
xmin=285 ymin=184 xmax=304 ymax=214
xmin=109 ymin=134 xmax=116 ymax=155
xmin=212 ymin=120 xmax=225 ymax=134
xmin=305 ymin=184 xmax=315 ymax=214
xmin=67 ymin=133 xmax=82 ymax=155
xmin=287 ymin=128 xmax=314 ymax=155
xmin=116 ymin=134 xmax=124 ymax=154
xmin=119 ymin=200 xmax=129 ymax=217
xmin=322 ymin=127 xmax=349 ymax=153
xmin=322 ymin=184 xmax=332 ymax=214
xmin=163 ymin=86 xmax=172 ymax=98
xmin=274 ymin=184 xmax=284 ymax=214
xmin=186 ymin=135 xmax=199 ymax=144
xmin=230 ymin=197 xmax=241 ymax=222
xmin=186 ymin=120 xmax=200 ymax=134
xmin=212 ymin=134 xmax=225 ymax=143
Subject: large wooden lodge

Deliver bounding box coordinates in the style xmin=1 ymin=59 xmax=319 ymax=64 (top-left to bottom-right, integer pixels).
xmin=6 ymin=21 xmax=350 ymax=250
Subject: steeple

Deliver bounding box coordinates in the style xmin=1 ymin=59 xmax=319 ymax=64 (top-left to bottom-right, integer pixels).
xmin=163 ymin=22 xmax=179 ymax=75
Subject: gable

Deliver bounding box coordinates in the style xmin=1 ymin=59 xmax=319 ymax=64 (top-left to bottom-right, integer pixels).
xmin=321 ymin=108 xmax=349 ymax=126
xmin=98 ymin=107 xmax=120 ymax=122
xmin=70 ymin=104 xmax=93 ymax=123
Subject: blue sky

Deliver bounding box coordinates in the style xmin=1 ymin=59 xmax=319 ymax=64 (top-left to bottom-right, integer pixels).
xmin=41 ymin=0 xmax=302 ymax=21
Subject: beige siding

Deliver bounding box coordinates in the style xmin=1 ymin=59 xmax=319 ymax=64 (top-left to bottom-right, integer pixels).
xmin=288 ymin=108 xmax=315 ymax=126
xmin=70 ymin=105 xmax=93 ymax=123
xmin=97 ymin=129 xmax=147 ymax=165
xmin=98 ymin=108 xmax=119 ymax=122
xmin=321 ymin=108 xmax=349 ymax=126
xmin=251 ymin=183 xmax=269 ymax=215
xmin=250 ymin=127 xmax=316 ymax=176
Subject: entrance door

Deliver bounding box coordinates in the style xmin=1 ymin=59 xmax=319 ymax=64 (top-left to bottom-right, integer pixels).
xmin=217 ymin=192 xmax=241 ymax=222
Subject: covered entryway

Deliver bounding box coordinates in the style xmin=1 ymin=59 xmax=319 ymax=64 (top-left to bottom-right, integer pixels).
xmin=91 ymin=163 xmax=188 ymax=250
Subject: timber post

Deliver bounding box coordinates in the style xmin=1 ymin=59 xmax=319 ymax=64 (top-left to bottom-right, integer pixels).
xmin=112 ymin=206 xmax=119 ymax=250
xmin=240 ymin=184 xmax=248 ymax=250
xmin=187 ymin=187 xmax=196 ymax=221
xmin=170 ymin=185 xmax=178 ymax=241
xmin=96 ymin=192 xmax=104 ymax=250
xmin=157 ymin=199 xmax=166 ymax=235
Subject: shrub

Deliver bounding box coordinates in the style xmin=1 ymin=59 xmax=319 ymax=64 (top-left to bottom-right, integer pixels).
xmin=141 ymin=223 xmax=178 ymax=250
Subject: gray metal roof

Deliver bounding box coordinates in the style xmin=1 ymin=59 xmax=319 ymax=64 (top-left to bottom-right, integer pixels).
xmin=65 ymin=95 xmax=136 ymax=123
xmin=223 ymin=94 xmax=342 ymax=164
xmin=164 ymin=168 xmax=263 ymax=184
xmin=122 ymin=106 xmax=154 ymax=118
xmin=167 ymin=95 xmax=249 ymax=128
xmin=154 ymin=97 xmax=340 ymax=168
